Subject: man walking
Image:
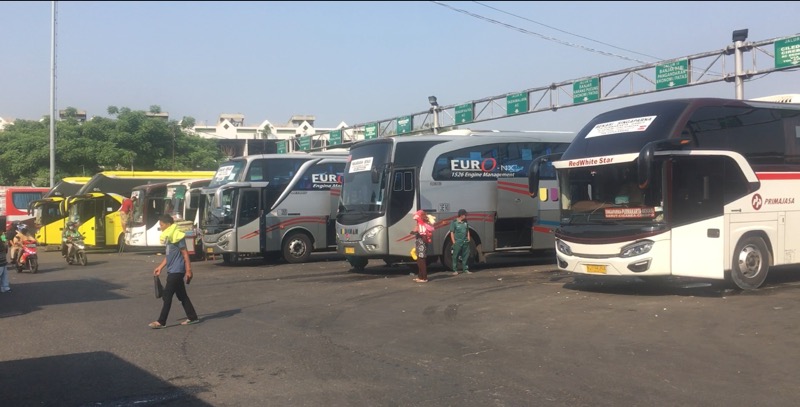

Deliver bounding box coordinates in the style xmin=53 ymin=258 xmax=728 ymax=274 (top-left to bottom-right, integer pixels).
xmin=149 ymin=214 xmax=199 ymax=329
xmin=449 ymin=209 xmax=471 ymax=275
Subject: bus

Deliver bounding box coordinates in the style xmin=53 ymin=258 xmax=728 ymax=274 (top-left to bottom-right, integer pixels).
xmin=201 ymin=152 xmax=347 ymax=264
xmin=124 ymin=178 xmax=211 ymax=254
xmin=165 ymin=178 xmax=211 ymax=256
xmin=533 ymin=96 xmax=800 ymax=290
xmin=0 ymin=186 xmax=50 ymax=230
xmin=60 ymin=171 xmax=215 ymax=249
xmin=336 ymin=130 xmax=573 ymax=272
xmin=30 ymin=177 xmax=91 ymax=243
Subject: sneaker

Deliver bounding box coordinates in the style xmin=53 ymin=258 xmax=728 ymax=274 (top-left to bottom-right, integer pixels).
xmin=464 ymin=271 xmax=471 ymax=274
xmin=1 ymin=288 xmax=10 ymax=293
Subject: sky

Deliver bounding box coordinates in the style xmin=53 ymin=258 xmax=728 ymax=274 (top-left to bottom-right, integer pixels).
xmin=1 ymin=1 xmax=799 ymax=135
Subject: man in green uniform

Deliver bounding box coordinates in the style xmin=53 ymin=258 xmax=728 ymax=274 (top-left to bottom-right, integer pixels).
xmin=448 ymin=209 xmax=471 ymax=275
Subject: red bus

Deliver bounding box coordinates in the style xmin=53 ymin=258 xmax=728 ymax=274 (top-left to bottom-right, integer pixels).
xmin=0 ymin=186 xmax=50 ymax=230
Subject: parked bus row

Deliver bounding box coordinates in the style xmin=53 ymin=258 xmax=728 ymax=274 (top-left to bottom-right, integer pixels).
xmin=30 ymin=171 xmax=215 ymax=250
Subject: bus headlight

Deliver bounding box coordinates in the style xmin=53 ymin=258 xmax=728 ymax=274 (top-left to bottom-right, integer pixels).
xmin=620 ymin=240 xmax=654 ymax=258
xmin=556 ymin=239 xmax=572 ymax=256
xmin=363 ymin=226 xmax=384 ymax=240
xmin=217 ymin=230 xmax=232 ymax=250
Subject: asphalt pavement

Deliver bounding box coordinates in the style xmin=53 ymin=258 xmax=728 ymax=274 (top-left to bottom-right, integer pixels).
xmin=2 ymin=248 xmax=800 ymax=406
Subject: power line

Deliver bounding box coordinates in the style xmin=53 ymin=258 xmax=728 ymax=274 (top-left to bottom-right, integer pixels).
xmin=430 ymin=1 xmax=651 ymax=64
xmin=472 ymin=1 xmax=661 ymax=62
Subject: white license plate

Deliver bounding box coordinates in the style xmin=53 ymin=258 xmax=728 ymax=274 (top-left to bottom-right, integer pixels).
xmin=344 ymin=247 xmax=355 ymax=254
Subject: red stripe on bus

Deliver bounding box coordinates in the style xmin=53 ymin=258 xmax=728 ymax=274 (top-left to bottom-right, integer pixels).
xmin=755 ymin=173 xmax=800 ymax=180
xmin=497 ymin=185 xmax=530 ymax=196
xmin=531 ymin=226 xmax=553 ymax=234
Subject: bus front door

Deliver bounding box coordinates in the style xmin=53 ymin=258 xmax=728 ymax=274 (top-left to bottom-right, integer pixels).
xmin=387 ymin=168 xmax=417 ymax=257
xmin=235 ymin=188 xmax=263 ymax=254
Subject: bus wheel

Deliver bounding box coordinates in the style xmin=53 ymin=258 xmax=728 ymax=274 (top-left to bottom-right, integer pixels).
xmin=731 ymin=236 xmax=770 ymax=290
xmin=347 ymin=256 xmax=368 ymax=271
xmin=222 ymin=253 xmax=239 ymax=265
xmin=283 ymin=233 xmax=311 ymax=264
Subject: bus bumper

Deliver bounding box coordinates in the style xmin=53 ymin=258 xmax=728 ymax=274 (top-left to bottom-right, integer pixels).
xmin=556 ymin=237 xmax=671 ymax=277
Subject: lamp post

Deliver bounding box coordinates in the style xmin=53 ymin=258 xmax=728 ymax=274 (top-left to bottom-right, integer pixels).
xmin=428 ymin=96 xmax=440 ymax=134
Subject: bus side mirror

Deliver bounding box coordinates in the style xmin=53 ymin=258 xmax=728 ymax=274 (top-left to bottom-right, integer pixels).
xmin=528 ymin=158 xmax=543 ymax=198
xmin=637 ymin=143 xmax=655 ymax=189
xmin=371 ymin=167 xmax=380 ymax=184
xmin=528 ymin=153 xmax=561 ymax=198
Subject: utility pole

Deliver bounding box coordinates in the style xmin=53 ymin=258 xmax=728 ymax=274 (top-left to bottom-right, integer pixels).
xmin=732 ymin=29 xmax=749 ymax=100
xmin=49 ymin=1 xmax=57 ymax=187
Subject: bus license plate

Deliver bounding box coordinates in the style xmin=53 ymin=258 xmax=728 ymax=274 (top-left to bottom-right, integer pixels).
xmin=206 ymin=247 xmax=214 ymax=253
xmin=586 ymin=264 xmax=607 ymax=274
xmin=345 ymin=247 xmax=355 ymax=254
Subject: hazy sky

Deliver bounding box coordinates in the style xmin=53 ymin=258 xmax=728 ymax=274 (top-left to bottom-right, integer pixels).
xmin=1 ymin=1 xmax=799 ymax=134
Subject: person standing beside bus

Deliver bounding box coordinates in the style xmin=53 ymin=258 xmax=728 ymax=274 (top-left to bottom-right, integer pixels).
xmin=449 ymin=209 xmax=471 ymax=275
xmin=120 ymin=195 xmax=136 ymax=229
xmin=411 ymin=210 xmax=435 ymax=283
xmin=149 ymin=214 xmax=199 ymax=329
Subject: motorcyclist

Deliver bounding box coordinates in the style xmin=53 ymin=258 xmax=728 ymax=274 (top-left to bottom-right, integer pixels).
xmin=62 ymin=221 xmax=82 ymax=258
xmin=11 ymin=224 xmax=33 ymax=265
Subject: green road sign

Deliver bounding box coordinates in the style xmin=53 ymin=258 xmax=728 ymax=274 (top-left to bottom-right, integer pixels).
xmin=329 ymin=129 xmax=342 ymax=146
xmin=276 ymin=140 xmax=287 ymax=154
xmin=299 ymin=136 xmax=311 ymax=151
xmin=364 ymin=123 xmax=378 ymax=140
xmin=455 ymin=103 xmax=474 ymax=124
xmin=656 ymin=59 xmax=689 ymax=90
xmin=506 ymin=93 xmax=528 ymax=115
xmin=573 ymin=78 xmax=600 ymax=104
xmin=775 ymin=36 xmax=800 ymax=68
xmin=397 ymin=116 xmax=413 ymax=135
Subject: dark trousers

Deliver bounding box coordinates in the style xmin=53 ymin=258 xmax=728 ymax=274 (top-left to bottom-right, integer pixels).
xmin=158 ymin=272 xmax=198 ymax=325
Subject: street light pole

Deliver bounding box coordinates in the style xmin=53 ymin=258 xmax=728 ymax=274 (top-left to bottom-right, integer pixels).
xmin=428 ymin=96 xmax=440 ymax=134
xmin=49 ymin=1 xmax=57 ymax=187
xmin=732 ymin=29 xmax=748 ymax=100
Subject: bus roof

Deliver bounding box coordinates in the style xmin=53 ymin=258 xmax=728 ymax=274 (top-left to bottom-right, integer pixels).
xmin=77 ymin=171 xmax=216 ymax=196
xmin=350 ymin=130 xmax=575 ymax=149
xmin=560 ymin=97 xmax=800 ymax=162
xmin=44 ymin=177 xmax=92 ymax=198
xmin=166 ymin=178 xmax=211 ymax=188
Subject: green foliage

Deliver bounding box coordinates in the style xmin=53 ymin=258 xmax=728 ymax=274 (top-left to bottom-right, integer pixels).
xmin=0 ymin=106 xmax=224 ymax=186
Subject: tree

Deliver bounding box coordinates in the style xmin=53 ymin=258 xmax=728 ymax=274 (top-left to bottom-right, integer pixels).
xmin=107 ymin=106 xmax=119 ymax=116
xmin=180 ymin=116 xmax=196 ymax=129
xmin=0 ymin=105 xmax=223 ymax=185
xmin=149 ymin=105 xmax=162 ymax=114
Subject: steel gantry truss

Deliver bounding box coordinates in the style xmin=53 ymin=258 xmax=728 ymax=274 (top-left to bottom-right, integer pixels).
xmin=303 ymin=31 xmax=799 ymax=152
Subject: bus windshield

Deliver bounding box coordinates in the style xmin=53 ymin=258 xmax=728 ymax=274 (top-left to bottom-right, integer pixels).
xmin=205 ymin=187 xmax=237 ymax=228
xmin=559 ymin=161 xmax=665 ymax=226
xmin=340 ymin=142 xmax=392 ymax=214
xmin=166 ymin=185 xmax=186 ymax=220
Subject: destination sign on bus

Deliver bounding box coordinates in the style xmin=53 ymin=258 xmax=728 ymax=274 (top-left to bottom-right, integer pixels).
xmin=586 ymin=116 xmax=657 ymax=138
xmin=215 ymin=165 xmax=235 ymax=181
xmin=349 ymin=157 xmax=373 ymax=173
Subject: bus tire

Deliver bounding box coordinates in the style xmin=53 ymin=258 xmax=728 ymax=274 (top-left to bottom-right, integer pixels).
xmin=731 ymin=236 xmax=770 ymax=290
xmin=347 ymin=256 xmax=368 ymax=271
xmin=222 ymin=253 xmax=239 ymax=265
xmin=283 ymin=233 xmax=311 ymax=264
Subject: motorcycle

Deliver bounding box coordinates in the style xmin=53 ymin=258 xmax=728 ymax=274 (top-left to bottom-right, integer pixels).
xmin=15 ymin=238 xmax=39 ymax=273
xmin=65 ymin=236 xmax=88 ymax=266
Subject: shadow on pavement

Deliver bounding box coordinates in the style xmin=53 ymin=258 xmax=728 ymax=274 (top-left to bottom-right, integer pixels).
xmin=0 ymin=279 xmax=127 ymax=317
xmin=0 ymin=351 xmax=212 ymax=406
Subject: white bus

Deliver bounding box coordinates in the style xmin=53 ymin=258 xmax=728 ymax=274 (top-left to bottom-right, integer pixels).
xmin=535 ymin=96 xmax=800 ymax=290
xmin=165 ymin=178 xmax=211 ymax=256
xmin=201 ymin=152 xmax=347 ymax=264
xmin=336 ymin=130 xmax=573 ymax=271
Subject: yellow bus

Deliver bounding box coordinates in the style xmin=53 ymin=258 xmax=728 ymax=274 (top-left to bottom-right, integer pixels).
xmin=31 ymin=177 xmax=92 ymax=245
xmin=63 ymin=171 xmax=216 ymax=249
